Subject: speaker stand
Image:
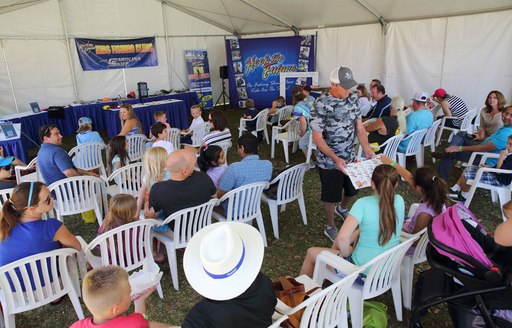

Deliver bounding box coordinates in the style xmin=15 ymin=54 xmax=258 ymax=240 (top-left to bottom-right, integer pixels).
xmin=215 ymin=79 xmax=230 ymax=109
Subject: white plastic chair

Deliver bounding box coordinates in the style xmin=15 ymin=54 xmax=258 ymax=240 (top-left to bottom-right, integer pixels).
xmin=68 ymin=142 xmax=107 ymax=178
xmin=400 ymin=227 xmax=428 ymax=310
xmin=238 ymin=109 xmax=269 ymax=144
xmin=48 ymin=176 xmax=107 ymax=226
xmin=273 ymin=269 xmax=365 ymax=328
xmin=261 ymin=163 xmax=308 ymax=239
xmin=277 ymin=105 xmax=294 ymax=126
xmin=106 ymin=163 xmax=144 ymax=198
xmin=14 ymin=157 xmax=41 ymax=184
xmin=397 ymin=128 xmax=428 ymax=169
xmin=81 ymin=219 xmax=163 ymax=298
xmin=271 ymin=120 xmax=301 ymax=163
xmin=305 ymin=132 xmax=317 ymax=164
xmin=215 ymin=140 xmax=232 ymax=165
xmin=313 ymin=235 xmax=419 ymax=328
xmin=464 ymin=152 xmax=512 ymax=221
xmin=357 ymin=133 xmax=405 ymax=161
xmin=0 ymin=248 xmax=84 ymax=328
xmin=165 ymin=128 xmax=181 ymax=151
xmin=420 ymin=119 xmax=442 ymax=164
xmin=152 ymin=199 xmax=218 ymax=291
xmin=212 ymin=181 xmax=269 ymax=247
xmin=435 ymin=107 xmax=479 ymax=146
xmin=0 ymin=188 xmax=13 ymax=207
xmin=126 ymin=134 xmax=148 ymax=162
xmin=189 ymin=122 xmax=210 ymax=148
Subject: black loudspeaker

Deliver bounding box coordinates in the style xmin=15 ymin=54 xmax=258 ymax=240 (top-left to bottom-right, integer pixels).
xmin=219 ymin=66 xmax=228 ymax=79
xmin=137 ymin=82 xmax=148 ymax=98
xmin=47 ymin=106 xmax=65 ymax=119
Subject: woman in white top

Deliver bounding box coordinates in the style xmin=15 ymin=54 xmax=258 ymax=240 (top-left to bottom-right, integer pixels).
xmin=357 ymin=84 xmax=372 ymax=117
xmin=475 ymin=90 xmax=507 ymax=141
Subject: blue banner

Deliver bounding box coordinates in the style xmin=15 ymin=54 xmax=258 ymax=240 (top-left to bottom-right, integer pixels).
xmin=185 ymin=50 xmax=213 ymax=108
xmin=75 ymin=37 xmax=158 ymax=71
xmin=225 ymin=35 xmax=315 ymax=108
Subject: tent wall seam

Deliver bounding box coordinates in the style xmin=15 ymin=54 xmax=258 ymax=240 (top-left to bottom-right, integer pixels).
xmin=440 ymin=18 xmax=448 ymax=87
xmin=58 ymin=0 xmax=78 ymax=103
xmin=1 ymin=39 xmax=18 ymax=113
xmin=113 ymin=0 xmax=128 ymax=96
xmin=161 ymin=1 xmax=172 ymax=88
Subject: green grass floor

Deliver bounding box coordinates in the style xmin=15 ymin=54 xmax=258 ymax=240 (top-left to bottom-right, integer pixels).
xmin=17 ymin=108 xmax=504 ymax=327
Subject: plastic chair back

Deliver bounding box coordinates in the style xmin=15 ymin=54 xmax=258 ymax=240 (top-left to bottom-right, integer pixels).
xmin=0 ymin=188 xmax=14 ymax=207
xmin=271 ymin=163 xmax=308 ymax=206
xmin=403 ymin=129 xmax=428 ymax=156
xmin=423 ymin=119 xmax=442 ymax=148
xmin=381 ymin=133 xmax=404 ymax=160
xmin=0 ymin=248 xmax=84 ymax=327
xmin=220 ymin=181 xmax=268 ymax=223
xmin=278 ymin=105 xmax=294 ymax=125
xmin=107 ymin=163 xmax=144 ymax=198
xmin=460 ymin=108 xmax=480 ymax=133
xmin=14 ymin=157 xmax=41 ymax=184
xmin=166 ymin=128 xmax=181 ymax=150
xmin=126 ymin=134 xmax=147 ymax=162
xmin=255 ymin=109 xmax=269 ymax=132
xmin=190 ymin=122 xmax=210 ymax=147
xmin=68 ymin=142 xmax=107 ymax=177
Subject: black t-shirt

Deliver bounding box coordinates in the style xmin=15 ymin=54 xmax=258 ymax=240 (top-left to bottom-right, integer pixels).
xmin=368 ymin=116 xmax=399 ymax=146
xmin=497 ymin=154 xmax=512 ymax=185
xmin=148 ymin=171 xmax=216 ymax=218
xmin=366 ymin=95 xmax=392 ymax=120
xmin=182 ymin=272 xmax=277 ymax=328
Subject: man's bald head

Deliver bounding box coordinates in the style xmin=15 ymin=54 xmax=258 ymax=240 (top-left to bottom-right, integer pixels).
xmin=167 ymin=149 xmax=195 ymax=176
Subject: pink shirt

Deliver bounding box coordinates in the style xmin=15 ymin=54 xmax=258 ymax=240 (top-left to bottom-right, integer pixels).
xmin=70 ymin=313 xmax=148 ymax=328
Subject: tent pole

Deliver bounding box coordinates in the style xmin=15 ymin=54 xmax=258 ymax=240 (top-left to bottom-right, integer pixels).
xmin=440 ymin=18 xmax=449 ymax=87
xmin=1 ymin=39 xmax=19 ymax=113
xmin=58 ymin=0 xmax=79 ymax=102
xmin=161 ymin=1 xmax=173 ymax=89
xmin=114 ymin=0 xmax=128 ymax=96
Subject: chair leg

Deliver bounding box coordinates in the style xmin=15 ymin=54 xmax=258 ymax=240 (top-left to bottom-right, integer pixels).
xmin=283 ymin=141 xmax=290 ymax=163
xmin=271 ymin=137 xmax=276 ymax=159
xmin=430 ymin=144 xmax=436 ymax=163
xmin=298 ymin=195 xmax=307 ymax=225
xmin=498 ymin=189 xmax=511 ymax=221
xmin=400 ymin=257 xmax=414 ymax=310
xmin=416 ymin=149 xmax=424 ymax=168
xmin=168 ymin=248 xmax=179 ymax=291
xmin=94 ymin=206 xmax=103 ymax=226
xmin=391 ymin=279 xmax=403 ymax=321
xmin=348 ymin=290 xmax=364 ymax=328
xmin=268 ymin=201 xmax=280 ymax=239
xmin=264 ymin=127 xmax=270 ymax=144
xmin=156 ymin=282 xmax=164 ymax=299
xmin=255 ymin=213 xmax=268 ymax=247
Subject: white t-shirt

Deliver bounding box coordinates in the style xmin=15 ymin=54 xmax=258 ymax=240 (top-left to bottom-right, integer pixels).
xmin=152 ymin=140 xmax=174 ymax=155
xmin=189 ymin=117 xmax=205 ymax=130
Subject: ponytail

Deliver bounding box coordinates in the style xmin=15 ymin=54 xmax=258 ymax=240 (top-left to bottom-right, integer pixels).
xmin=197 ymin=145 xmax=222 ymax=172
xmin=0 ymin=182 xmax=45 ymax=240
xmin=372 ymin=165 xmax=400 ymax=246
xmin=413 ymin=167 xmax=449 ymax=215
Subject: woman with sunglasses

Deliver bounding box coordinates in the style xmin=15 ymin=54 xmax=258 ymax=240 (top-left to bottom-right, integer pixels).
xmin=0 ymin=182 xmax=81 ymax=268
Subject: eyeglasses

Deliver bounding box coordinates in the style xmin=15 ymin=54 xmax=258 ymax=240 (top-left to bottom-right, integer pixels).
xmin=208 ymin=118 xmax=213 ymax=122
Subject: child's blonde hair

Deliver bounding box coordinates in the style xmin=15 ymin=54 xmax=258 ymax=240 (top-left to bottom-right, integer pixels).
xmin=82 ymin=265 xmax=129 ymax=317
xmin=102 ymin=194 xmax=137 ymax=232
xmin=143 ymin=147 xmax=168 ymax=189
xmin=77 ymin=123 xmax=92 ymax=134
xmin=190 ymin=104 xmax=201 ymax=113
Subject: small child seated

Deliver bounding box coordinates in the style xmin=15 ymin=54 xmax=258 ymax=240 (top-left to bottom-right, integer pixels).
xmin=268 ymin=96 xmax=286 ymax=125
xmin=151 ymin=122 xmax=174 ymax=155
xmin=197 ymin=145 xmax=227 ymax=188
xmin=69 ymin=265 xmax=168 ymax=328
xmin=149 ymin=111 xmax=170 ymax=140
xmin=242 ymin=99 xmax=259 ymax=129
xmin=76 ymin=117 xmax=103 ymax=145
xmin=183 ymin=105 xmax=204 ymax=134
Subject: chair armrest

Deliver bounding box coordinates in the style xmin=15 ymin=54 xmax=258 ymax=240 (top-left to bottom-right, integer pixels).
xmin=312 ymin=250 xmax=359 ymax=285
xmin=272 ymin=120 xmax=293 ymax=133
xmin=467 ymin=152 xmax=499 ymax=166
xmin=240 ymin=116 xmax=257 ymax=123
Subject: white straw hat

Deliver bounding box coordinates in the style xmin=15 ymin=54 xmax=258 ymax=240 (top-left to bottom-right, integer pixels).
xmin=183 ymin=222 xmax=264 ymax=301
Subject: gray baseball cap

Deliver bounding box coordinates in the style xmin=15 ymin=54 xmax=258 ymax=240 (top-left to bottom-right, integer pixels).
xmin=330 ymin=66 xmax=358 ymax=90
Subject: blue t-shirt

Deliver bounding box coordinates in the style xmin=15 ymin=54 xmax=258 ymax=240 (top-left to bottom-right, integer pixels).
xmin=38 ymin=143 xmax=76 ymax=186
xmin=292 ymin=101 xmax=311 ymax=130
xmin=219 ymin=155 xmax=272 ymax=193
xmin=0 ymin=219 xmax=62 ymax=291
xmin=76 ymin=131 xmax=103 ymax=145
xmin=481 ymin=125 xmax=512 ymax=166
xmin=398 ymin=109 xmax=434 ymax=152
xmin=366 ymin=95 xmax=391 ymax=119
xmin=349 ymin=195 xmax=405 ymax=267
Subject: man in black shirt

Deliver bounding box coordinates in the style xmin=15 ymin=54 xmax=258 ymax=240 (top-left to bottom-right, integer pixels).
xmin=365 ymin=84 xmax=392 ymax=120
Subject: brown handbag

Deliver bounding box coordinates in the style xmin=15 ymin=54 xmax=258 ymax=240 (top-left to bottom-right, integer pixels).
xmin=273 ymin=277 xmax=307 ymax=328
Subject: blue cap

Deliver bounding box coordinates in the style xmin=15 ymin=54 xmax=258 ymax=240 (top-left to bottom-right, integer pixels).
xmin=78 ymin=117 xmax=92 ymax=125
xmin=0 ymin=157 xmax=14 ymax=167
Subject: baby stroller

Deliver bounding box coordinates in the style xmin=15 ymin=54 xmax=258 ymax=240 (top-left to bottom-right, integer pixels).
xmin=410 ymin=203 xmax=512 ymax=328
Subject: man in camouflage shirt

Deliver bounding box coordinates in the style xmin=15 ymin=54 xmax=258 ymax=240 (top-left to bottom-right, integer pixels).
xmin=310 ymin=66 xmax=375 ymax=242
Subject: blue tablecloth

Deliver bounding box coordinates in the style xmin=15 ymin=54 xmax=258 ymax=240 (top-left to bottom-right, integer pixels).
xmin=105 ymin=100 xmax=188 ymax=138
xmin=0 ymin=138 xmax=27 ymax=164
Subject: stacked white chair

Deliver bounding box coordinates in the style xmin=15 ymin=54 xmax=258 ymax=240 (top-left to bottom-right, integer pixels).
xmin=400 ymin=227 xmax=429 ymax=310
xmin=0 ymin=248 xmax=84 ymax=328
xmin=396 ymin=128 xmax=428 ymax=169
xmin=271 ymin=120 xmax=301 ymax=163
xmin=272 ymin=267 xmax=365 ymax=328
xmin=152 ymin=199 xmax=218 ymax=291
xmin=212 ymin=182 xmax=269 ymax=247
xmin=48 ymin=176 xmax=107 ymax=226
xmin=238 ymin=109 xmax=270 ymax=143
xmin=68 ymin=142 xmax=107 ymax=178
xmin=106 ymin=163 xmax=144 ymax=198
xmin=188 ymin=122 xmax=210 ymax=148
xmin=14 ymin=158 xmax=41 ymax=184
xmin=126 ymin=134 xmax=147 ymax=162
xmin=80 ymin=219 xmax=163 ymax=298
xmin=313 ymin=235 xmax=419 ymax=328
xmin=261 ymin=163 xmax=308 ymax=239
xmin=435 ymin=107 xmax=480 ymax=146
xmin=165 ymin=128 xmax=181 ymax=151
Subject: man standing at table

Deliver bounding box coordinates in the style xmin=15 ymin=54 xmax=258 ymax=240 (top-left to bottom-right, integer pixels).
xmin=37 ymin=124 xmax=96 ymax=186
xmin=310 ymin=66 xmax=374 ymax=242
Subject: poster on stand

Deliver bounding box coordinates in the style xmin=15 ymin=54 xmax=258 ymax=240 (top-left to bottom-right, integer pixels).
xmin=75 ymin=37 xmax=158 ymax=71
xmin=225 ymin=35 xmax=315 ymax=108
xmin=185 ymin=50 xmax=213 ymax=109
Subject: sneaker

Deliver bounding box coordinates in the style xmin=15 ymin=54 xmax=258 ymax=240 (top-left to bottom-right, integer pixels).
xmin=308 ymin=161 xmax=316 ymax=169
xmin=335 ymin=205 xmax=349 ymax=220
xmin=449 ymin=192 xmax=466 ymax=203
xmin=449 ymin=187 xmax=460 ymax=195
xmin=324 ymin=226 xmax=339 ymax=242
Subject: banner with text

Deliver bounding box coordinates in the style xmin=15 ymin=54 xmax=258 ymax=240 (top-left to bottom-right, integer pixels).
xmin=225 ymin=36 xmax=315 ymax=108
xmin=185 ymin=50 xmax=213 ymax=108
xmin=75 ymin=37 xmax=158 ymax=71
